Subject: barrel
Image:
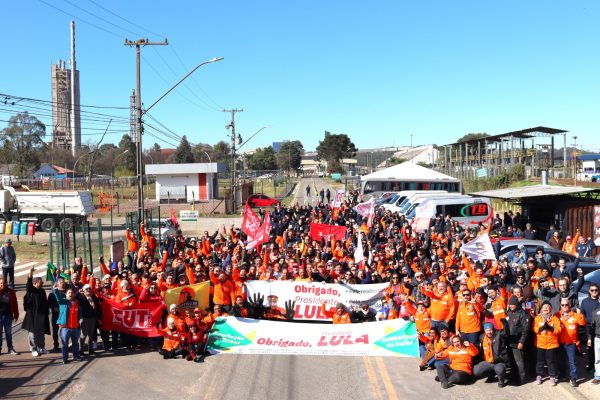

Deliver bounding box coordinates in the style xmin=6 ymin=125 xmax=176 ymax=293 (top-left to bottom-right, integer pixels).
xmin=0 ymin=221 xmax=5 ymax=234
xmin=27 ymin=222 xmax=36 ymax=236
xmin=5 ymin=221 xmax=13 ymax=235
xmin=20 ymin=222 xmax=27 ymax=236
xmin=12 ymin=221 xmax=20 ymax=235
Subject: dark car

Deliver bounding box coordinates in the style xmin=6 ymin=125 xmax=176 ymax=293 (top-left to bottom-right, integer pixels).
xmin=575 ymin=268 xmax=600 ymax=304
xmin=247 ymin=194 xmax=279 ymax=208
xmin=497 ymin=239 xmax=600 ymax=275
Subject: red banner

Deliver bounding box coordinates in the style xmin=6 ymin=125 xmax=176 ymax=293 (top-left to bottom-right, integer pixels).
xmin=100 ymin=297 xmax=164 ymax=337
xmin=241 ymin=203 xmax=262 ymax=238
xmin=309 ymin=222 xmax=347 ymax=242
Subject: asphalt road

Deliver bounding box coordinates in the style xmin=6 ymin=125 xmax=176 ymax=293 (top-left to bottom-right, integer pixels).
xmin=1 ymin=328 xmax=596 ymax=400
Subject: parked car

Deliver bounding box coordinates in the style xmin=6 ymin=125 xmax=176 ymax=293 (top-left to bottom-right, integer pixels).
xmin=575 ymin=268 xmax=600 ymax=303
xmin=247 ymin=194 xmax=279 ymax=208
xmin=496 ymin=238 xmax=600 ymax=275
xmin=147 ymin=218 xmax=178 ymax=238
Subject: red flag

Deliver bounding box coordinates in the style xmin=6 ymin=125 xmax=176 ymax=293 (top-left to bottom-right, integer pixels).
xmin=100 ymin=297 xmax=164 ymax=337
xmin=309 ymin=222 xmax=347 ymax=242
xmin=246 ymin=210 xmax=271 ymax=249
xmin=241 ymin=203 xmax=262 ymax=238
xmin=170 ymin=208 xmax=179 ymax=229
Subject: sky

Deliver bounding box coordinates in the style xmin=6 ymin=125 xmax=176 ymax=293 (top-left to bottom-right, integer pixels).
xmin=1 ymin=1 xmax=599 ymax=153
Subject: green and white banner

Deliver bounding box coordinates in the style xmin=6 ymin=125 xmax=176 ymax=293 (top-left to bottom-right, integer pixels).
xmin=207 ymin=317 xmax=419 ymax=357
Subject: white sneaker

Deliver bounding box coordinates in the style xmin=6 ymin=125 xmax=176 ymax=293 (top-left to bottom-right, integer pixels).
xmin=39 ymin=348 xmax=48 ymax=355
xmin=31 ymin=350 xmax=39 ymax=357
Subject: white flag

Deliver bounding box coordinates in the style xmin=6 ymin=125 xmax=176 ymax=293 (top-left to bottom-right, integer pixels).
xmin=460 ymin=232 xmax=496 ymax=261
xmin=353 ymin=197 xmax=375 ymax=218
xmin=354 ymin=232 xmax=365 ymax=264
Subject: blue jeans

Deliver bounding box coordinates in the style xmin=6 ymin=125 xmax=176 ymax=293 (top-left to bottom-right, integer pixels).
xmin=2 ymin=267 xmax=14 ymax=289
xmin=0 ymin=314 xmax=14 ymax=350
xmin=560 ymin=343 xmax=578 ymax=379
xmin=459 ymin=331 xmax=480 ymax=347
xmin=61 ymin=327 xmax=80 ymax=361
xmin=595 ymin=338 xmax=600 ymax=380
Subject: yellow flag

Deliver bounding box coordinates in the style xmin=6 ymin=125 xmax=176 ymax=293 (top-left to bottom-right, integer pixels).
xmin=164 ymin=282 xmax=210 ymax=316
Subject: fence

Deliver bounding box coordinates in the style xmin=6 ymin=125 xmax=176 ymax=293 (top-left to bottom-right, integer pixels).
xmin=48 ymin=219 xmax=105 ymax=273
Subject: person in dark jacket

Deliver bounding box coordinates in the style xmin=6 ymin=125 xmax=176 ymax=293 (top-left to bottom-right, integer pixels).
xmin=586 ymin=297 xmax=600 ymax=384
xmin=505 ymin=295 xmax=530 ymax=385
xmin=541 ymin=269 xmax=584 ymax=312
xmin=77 ymin=284 xmax=102 ymax=356
xmin=351 ymin=303 xmax=377 ymax=323
xmin=0 ymin=238 xmax=16 ymax=289
xmin=474 ymin=320 xmax=510 ymax=387
xmin=22 ymin=267 xmax=50 ymax=357
xmin=581 ymin=283 xmax=600 ymax=372
xmin=0 ymin=276 xmax=19 ymax=355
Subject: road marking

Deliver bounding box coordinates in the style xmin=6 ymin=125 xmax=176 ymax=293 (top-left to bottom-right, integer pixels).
xmin=374 ymin=356 xmax=399 ymax=400
xmin=14 ymin=264 xmax=47 ymax=277
xmin=362 ymin=356 xmax=383 ymax=400
xmin=13 ymin=262 xmax=38 ymax=271
xmin=556 ymin=383 xmax=580 ymax=400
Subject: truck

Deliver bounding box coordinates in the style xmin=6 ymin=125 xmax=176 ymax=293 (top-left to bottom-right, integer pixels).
xmin=0 ymin=186 xmax=95 ymax=232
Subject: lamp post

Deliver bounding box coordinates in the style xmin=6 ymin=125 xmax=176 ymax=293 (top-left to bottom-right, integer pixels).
xmin=573 ymin=136 xmax=578 ymax=186
xmin=72 ymin=152 xmax=91 ymax=190
xmin=135 ymin=56 xmax=224 ymax=222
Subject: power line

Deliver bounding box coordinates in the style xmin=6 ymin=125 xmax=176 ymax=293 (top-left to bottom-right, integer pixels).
xmin=0 ymin=93 xmax=129 ymax=110
xmin=85 ymin=0 xmax=165 ymax=39
xmin=38 ymin=0 xmax=123 ymax=38
xmin=61 ymin=0 xmax=143 ymax=38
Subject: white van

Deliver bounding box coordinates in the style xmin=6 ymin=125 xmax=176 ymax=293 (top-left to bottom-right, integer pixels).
xmin=381 ymin=190 xmax=447 ymax=213
xmin=414 ymin=196 xmax=493 ymax=227
xmin=402 ymin=193 xmax=468 ymax=218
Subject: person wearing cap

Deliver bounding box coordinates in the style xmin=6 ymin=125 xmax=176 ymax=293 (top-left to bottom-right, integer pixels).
xmin=0 ymin=238 xmax=16 ymax=290
xmin=474 ymin=321 xmax=510 ymax=387
xmin=76 ymin=283 xmax=101 ymax=356
xmin=533 ymin=300 xmax=562 ymax=385
xmin=557 ymin=299 xmax=586 ymax=386
xmin=435 ymin=335 xmax=479 ymax=389
xmin=505 ymin=295 xmax=530 ymax=385
xmin=320 ymin=302 xmax=351 ymax=324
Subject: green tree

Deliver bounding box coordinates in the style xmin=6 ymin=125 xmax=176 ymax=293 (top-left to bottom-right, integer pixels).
xmin=192 ymin=143 xmax=214 ymax=163
xmin=117 ymin=134 xmax=137 ymax=172
xmin=316 ymin=131 xmax=357 ymax=171
xmin=0 ymin=112 xmax=47 ymax=177
xmin=247 ymin=146 xmax=276 ymax=171
xmin=457 ymin=132 xmax=490 ymax=143
xmin=276 ymin=140 xmax=304 ymax=172
xmin=172 ymin=135 xmax=195 ymax=163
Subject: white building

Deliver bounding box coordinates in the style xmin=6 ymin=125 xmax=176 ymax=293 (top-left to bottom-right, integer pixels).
xmin=145 ymin=163 xmax=222 ymax=203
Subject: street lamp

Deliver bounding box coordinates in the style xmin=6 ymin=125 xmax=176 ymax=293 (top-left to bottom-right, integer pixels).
xmin=72 ymin=152 xmax=92 ymax=190
xmin=573 ymin=136 xmax=578 ymax=186
xmin=134 ymin=56 xmax=224 ymax=222
xmin=232 ymin=125 xmax=270 ymax=210
xmin=202 ymin=150 xmax=211 ymax=164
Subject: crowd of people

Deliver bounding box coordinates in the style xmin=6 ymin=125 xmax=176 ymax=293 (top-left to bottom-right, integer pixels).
xmin=0 ymin=187 xmax=599 ymax=392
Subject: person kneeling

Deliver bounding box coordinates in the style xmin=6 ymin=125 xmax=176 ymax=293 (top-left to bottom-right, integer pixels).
xmin=159 ymin=318 xmax=185 ymax=359
xmin=184 ymin=323 xmax=207 ymax=363
xmin=474 ymin=321 xmax=509 ymax=387
xmin=435 ymin=336 xmax=478 ymax=389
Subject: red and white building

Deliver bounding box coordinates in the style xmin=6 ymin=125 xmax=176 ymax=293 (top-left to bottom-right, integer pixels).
xmin=145 ymin=163 xmax=222 ymax=203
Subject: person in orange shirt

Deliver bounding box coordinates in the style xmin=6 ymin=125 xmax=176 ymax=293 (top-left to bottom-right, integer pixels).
xmin=125 ymin=228 xmax=139 ymax=259
xmin=421 ymin=281 xmax=455 ymax=329
xmin=202 ymin=304 xmax=229 ymax=328
xmin=487 ymin=286 xmax=506 ymax=330
xmin=320 ymin=302 xmax=352 ymax=324
xmin=533 ymin=301 xmax=562 ymax=385
xmin=562 ymin=229 xmax=580 ymax=255
xmin=557 ymin=300 xmax=586 ymax=386
xmin=159 ymin=318 xmax=185 ymax=359
xmin=435 ymin=335 xmax=479 ymax=389
xmin=455 ymin=290 xmax=482 ymax=346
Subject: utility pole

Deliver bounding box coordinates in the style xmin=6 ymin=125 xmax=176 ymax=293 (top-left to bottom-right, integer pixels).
xmin=572 ymin=136 xmax=578 ymax=186
xmin=124 ymin=38 xmax=168 ymax=224
xmin=224 ymin=109 xmax=243 ymax=212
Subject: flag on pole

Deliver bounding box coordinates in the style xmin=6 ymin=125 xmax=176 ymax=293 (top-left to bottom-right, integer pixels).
xmin=46 ymin=262 xmax=70 ymax=282
xmin=246 ymin=210 xmax=271 ymax=249
xmin=309 ymin=222 xmax=347 ymax=242
xmin=241 ymin=203 xmax=262 ymax=238
xmin=353 ymin=197 xmax=375 ymax=227
xmin=460 ymin=233 xmax=496 ymax=261
xmin=354 ymin=232 xmax=365 ymax=264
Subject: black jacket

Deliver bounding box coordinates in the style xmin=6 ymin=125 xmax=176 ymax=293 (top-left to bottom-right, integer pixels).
xmin=351 ymin=308 xmax=377 ymax=323
xmin=479 ymin=319 xmax=510 ymax=364
xmin=76 ymin=293 xmax=102 ymax=320
xmin=22 ymin=277 xmax=50 ymax=335
xmin=505 ymin=307 xmax=530 ymax=348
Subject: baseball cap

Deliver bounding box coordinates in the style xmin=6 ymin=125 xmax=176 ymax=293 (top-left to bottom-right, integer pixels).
xmin=5 ymin=238 xmax=12 ymax=243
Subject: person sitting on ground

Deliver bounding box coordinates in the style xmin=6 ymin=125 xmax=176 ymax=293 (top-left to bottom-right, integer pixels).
xmin=435 ymin=335 xmax=479 ymax=389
